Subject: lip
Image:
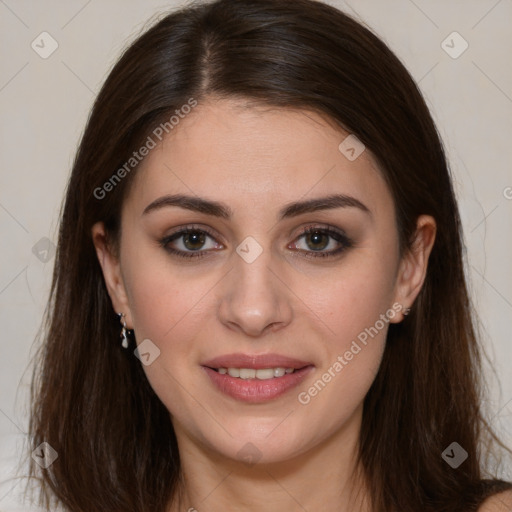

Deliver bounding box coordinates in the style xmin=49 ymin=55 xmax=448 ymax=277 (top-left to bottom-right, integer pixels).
xmin=201 ymin=353 xmax=314 ymax=403
xmin=202 ymin=353 xmax=312 ymax=370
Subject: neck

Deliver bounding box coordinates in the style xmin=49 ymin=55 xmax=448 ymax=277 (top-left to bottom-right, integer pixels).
xmin=168 ymin=404 xmax=371 ymax=512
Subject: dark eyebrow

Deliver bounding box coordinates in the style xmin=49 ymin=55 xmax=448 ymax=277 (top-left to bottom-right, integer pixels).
xmin=142 ymin=193 xmax=371 ymax=220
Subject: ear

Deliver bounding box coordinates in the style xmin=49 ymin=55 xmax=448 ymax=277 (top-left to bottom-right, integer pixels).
xmin=390 ymin=214 xmax=436 ymax=323
xmin=91 ymin=221 xmax=134 ymax=329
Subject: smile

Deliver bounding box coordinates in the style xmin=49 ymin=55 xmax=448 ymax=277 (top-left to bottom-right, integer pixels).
xmin=215 ymin=367 xmax=296 ymax=379
xmin=201 ymin=353 xmax=314 ymax=403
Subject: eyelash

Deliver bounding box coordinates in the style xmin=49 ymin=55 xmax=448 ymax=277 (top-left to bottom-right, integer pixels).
xmin=159 ymin=224 xmax=353 ymax=261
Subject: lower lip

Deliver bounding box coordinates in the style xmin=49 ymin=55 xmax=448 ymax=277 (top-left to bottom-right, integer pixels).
xmin=202 ymin=366 xmax=314 ymax=403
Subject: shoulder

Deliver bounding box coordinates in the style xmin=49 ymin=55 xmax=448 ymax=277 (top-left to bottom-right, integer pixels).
xmin=477 ymin=490 xmax=512 ymax=511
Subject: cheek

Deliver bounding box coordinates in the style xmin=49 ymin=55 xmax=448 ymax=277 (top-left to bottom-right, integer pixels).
xmin=294 ymin=328 xmax=386 ymax=454
xmin=121 ymin=256 xmax=215 ymax=421
xmin=121 ymin=240 xmax=212 ymax=342
xmin=293 ymin=249 xmax=396 ymax=412
xmin=294 ymin=264 xmax=394 ymax=441
xmin=305 ymin=250 xmax=398 ymax=347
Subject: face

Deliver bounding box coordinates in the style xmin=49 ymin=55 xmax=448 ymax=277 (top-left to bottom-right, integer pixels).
xmin=93 ymin=97 xmax=434 ymax=465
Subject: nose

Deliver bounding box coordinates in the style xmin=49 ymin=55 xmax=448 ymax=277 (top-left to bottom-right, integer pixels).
xmin=217 ymin=243 xmax=293 ymax=338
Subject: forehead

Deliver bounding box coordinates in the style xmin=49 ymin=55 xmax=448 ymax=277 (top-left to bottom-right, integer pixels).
xmin=123 ymin=98 xmax=392 ymax=220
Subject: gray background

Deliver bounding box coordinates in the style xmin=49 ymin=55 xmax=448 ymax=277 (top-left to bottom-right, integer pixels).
xmin=0 ymin=0 xmax=511 ymax=509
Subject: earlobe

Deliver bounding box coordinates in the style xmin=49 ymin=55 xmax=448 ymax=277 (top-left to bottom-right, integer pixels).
xmin=91 ymin=222 xmax=133 ymax=328
xmin=391 ymin=215 xmax=436 ymax=323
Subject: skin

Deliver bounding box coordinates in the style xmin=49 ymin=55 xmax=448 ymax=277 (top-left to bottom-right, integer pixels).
xmin=479 ymin=492 xmax=512 ymax=511
xmin=92 ymin=97 xmax=437 ymax=511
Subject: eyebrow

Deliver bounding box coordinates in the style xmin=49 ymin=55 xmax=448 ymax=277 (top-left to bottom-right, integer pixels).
xmin=142 ymin=193 xmax=371 ymax=220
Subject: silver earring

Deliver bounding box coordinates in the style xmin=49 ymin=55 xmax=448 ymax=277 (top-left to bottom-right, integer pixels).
xmin=403 ymin=307 xmax=411 ymax=316
xmin=118 ymin=312 xmax=130 ymax=349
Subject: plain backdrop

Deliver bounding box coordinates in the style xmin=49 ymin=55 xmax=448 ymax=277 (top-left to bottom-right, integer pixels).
xmin=0 ymin=0 xmax=511 ymax=509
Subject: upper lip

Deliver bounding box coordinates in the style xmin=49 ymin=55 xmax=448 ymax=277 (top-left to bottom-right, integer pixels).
xmin=202 ymin=353 xmax=313 ymax=370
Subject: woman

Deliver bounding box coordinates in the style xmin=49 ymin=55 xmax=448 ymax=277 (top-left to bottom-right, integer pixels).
xmin=26 ymin=0 xmax=512 ymax=510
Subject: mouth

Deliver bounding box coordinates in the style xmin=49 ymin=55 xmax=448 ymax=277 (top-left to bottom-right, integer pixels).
xmin=210 ymin=366 xmax=298 ymax=379
xmin=201 ymin=353 xmax=314 ymax=403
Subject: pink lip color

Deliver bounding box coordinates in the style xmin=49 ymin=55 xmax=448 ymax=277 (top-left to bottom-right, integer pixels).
xmin=202 ymin=353 xmax=314 ymax=403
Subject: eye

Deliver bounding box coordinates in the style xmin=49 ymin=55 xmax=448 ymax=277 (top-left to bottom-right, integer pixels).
xmin=159 ymin=225 xmax=223 ymax=260
xmin=290 ymin=225 xmax=353 ymax=259
xmin=159 ymin=224 xmax=353 ymax=261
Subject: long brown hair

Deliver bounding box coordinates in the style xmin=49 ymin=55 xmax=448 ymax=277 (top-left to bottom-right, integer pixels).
xmin=26 ymin=0 xmax=511 ymax=510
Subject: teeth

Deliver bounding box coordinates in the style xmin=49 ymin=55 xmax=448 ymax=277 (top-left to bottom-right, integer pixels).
xmin=257 ymin=368 xmax=275 ymax=379
xmin=219 ymin=367 xmax=295 ymax=379
xmin=239 ymin=368 xmax=256 ymax=379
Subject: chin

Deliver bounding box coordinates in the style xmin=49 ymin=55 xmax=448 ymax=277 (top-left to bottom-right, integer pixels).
xmin=200 ymin=417 xmax=316 ymax=466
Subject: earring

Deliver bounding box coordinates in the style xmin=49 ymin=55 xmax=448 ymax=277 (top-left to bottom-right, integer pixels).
xmin=118 ymin=312 xmax=130 ymax=349
xmin=403 ymin=307 xmax=411 ymax=316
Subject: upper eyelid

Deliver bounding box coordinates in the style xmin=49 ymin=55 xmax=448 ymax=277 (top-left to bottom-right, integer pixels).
xmin=165 ymin=223 xmax=346 ymax=238
xmin=165 ymin=224 xmax=221 ymax=242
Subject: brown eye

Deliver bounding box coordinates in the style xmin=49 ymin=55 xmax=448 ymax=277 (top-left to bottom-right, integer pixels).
xmin=291 ymin=226 xmax=353 ymax=259
xmin=181 ymin=231 xmax=207 ymax=251
xmin=159 ymin=225 xmax=222 ymax=260
xmin=304 ymin=230 xmax=330 ymax=251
